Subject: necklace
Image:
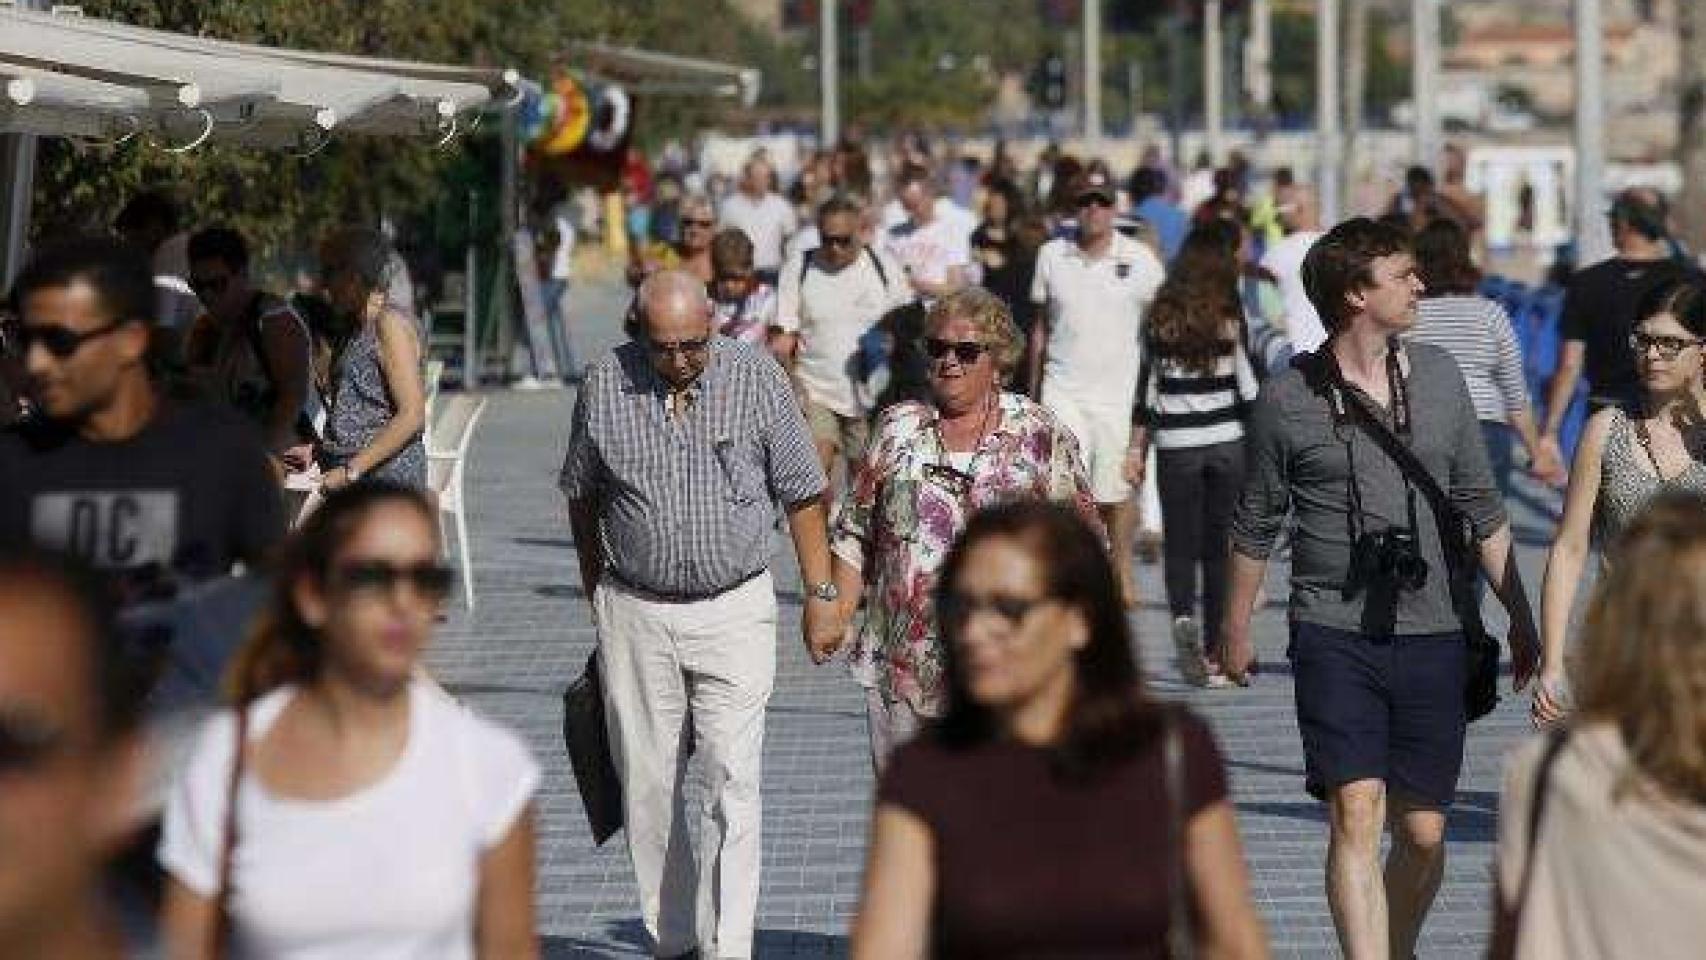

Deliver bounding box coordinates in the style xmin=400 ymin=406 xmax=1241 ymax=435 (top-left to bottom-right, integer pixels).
xmin=1633 ymin=407 xmax=1700 ymax=482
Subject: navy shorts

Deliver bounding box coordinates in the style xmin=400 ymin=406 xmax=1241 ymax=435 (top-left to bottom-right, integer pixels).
xmin=1288 ymin=620 xmax=1468 ymax=808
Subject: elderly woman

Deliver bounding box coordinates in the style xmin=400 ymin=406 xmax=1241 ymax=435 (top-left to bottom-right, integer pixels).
xmin=628 ymin=193 xmax=715 ymax=287
xmin=827 ymin=287 xmax=1102 ymax=770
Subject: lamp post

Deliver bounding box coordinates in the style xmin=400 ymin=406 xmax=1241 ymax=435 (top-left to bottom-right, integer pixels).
xmin=1317 ymin=0 xmax=1343 ymax=223
xmin=820 ymin=0 xmax=840 ymax=147
xmin=1574 ymin=0 xmax=1609 ymax=266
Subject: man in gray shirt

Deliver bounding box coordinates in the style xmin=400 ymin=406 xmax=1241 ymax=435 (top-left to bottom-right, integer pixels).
xmin=561 ymin=270 xmax=843 ymax=959
xmin=1224 ymin=219 xmax=1538 ymax=960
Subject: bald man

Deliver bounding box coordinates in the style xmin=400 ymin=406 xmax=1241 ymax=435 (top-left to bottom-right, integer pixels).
xmin=560 ymin=270 xmax=835 ymax=959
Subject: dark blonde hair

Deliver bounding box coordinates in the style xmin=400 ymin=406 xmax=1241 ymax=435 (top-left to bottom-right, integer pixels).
xmin=926 ymin=287 xmax=1024 ymax=374
xmin=1576 ymin=491 xmax=1706 ymax=803
xmin=223 ymin=484 xmax=436 ymax=705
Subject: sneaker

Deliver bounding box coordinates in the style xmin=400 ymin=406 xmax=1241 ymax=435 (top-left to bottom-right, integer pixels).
xmin=1172 ymin=616 xmax=1210 ymax=687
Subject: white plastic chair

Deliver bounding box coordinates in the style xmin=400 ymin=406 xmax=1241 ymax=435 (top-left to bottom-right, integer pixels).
xmin=424 ymin=358 xmax=446 ymax=428
xmin=427 ymin=394 xmax=488 ymax=610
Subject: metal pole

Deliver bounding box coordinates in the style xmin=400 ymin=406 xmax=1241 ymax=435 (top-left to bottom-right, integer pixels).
xmin=1129 ymin=60 xmax=1143 ymax=129
xmin=1168 ymin=9 xmax=1186 ymax=173
xmin=0 ymin=0 xmax=50 ymax=288
xmin=464 ymin=190 xmax=479 ymax=387
xmin=857 ymin=25 xmax=873 ymax=83
xmin=1205 ymin=0 xmax=1224 ymax=163
xmin=1317 ymin=0 xmax=1343 ymax=224
xmin=1412 ymin=0 xmax=1442 ymax=171
xmin=1084 ymin=0 xmax=1103 ymax=147
xmin=820 ymin=0 xmax=840 ymax=147
xmin=1249 ymin=0 xmax=1273 ymax=119
xmin=1574 ymin=0 xmax=1610 ymax=265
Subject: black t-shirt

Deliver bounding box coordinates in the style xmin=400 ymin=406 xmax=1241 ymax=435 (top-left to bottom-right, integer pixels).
xmin=878 ymin=710 xmax=1227 ymax=958
xmin=0 ymin=402 xmax=285 ymax=594
xmin=1560 ymin=256 xmax=1699 ymax=404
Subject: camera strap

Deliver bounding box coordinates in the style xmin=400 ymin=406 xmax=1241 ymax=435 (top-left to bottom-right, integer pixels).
xmin=1317 ymin=344 xmax=1422 ymax=549
xmin=1316 ymin=345 xmax=1479 ymax=600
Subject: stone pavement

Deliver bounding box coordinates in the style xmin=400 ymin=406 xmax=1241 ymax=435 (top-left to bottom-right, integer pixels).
xmin=428 ymin=274 xmax=1563 ymax=958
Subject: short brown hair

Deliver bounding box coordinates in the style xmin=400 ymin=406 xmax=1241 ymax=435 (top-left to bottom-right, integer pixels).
xmin=926 ymin=287 xmax=1024 ymax=374
xmin=710 ymin=228 xmax=753 ymax=276
xmin=1301 ymin=217 xmax=1412 ymax=335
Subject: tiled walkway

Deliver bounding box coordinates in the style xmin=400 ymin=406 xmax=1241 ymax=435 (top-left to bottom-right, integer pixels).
xmin=428 ymin=275 xmax=1561 ymax=958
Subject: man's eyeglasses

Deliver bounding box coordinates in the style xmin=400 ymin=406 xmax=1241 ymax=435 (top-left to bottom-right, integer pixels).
xmin=922 ymin=337 xmax=989 ymax=364
xmin=0 ymin=706 xmax=66 ymax=774
xmin=682 ymin=218 xmax=716 ymax=229
xmin=1076 ymin=194 xmax=1116 ymax=209
xmin=939 ymin=590 xmax=1052 ymax=629
xmin=17 ymin=321 xmax=127 ymax=360
xmin=331 ymin=560 xmax=455 ymax=601
xmin=1629 ymin=331 xmax=1704 ymax=360
xmin=819 ymin=233 xmax=857 ymax=249
xmin=648 ymin=337 xmax=711 ymax=358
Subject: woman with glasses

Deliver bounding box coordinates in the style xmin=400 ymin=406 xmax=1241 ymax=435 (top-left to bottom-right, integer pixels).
xmin=828 ymin=288 xmax=1101 ymax=771
xmin=629 ymin=194 xmax=716 ymax=287
xmin=852 ymin=501 xmax=1268 ymax=959
xmin=1536 ymin=276 xmax=1706 ymax=727
xmin=158 ymin=484 xmax=539 ymax=958
xmin=313 ymin=228 xmax=427 ymax=493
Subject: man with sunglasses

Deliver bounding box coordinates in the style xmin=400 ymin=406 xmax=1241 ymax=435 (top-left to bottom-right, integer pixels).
xmin=0 ymin=550 xmax=145 ymax=960
xmin=0 ymin=237 xmax=283 ymax=600
xmin=776 ymin=195 xmax=909 ymax=487
xmin=1028 ymin=170 xmax=1167 ymax=606
xmin=561 ymin=269 xmax=837 ymax=960
xmin=181 ymin=227 xmax=315 ymax=464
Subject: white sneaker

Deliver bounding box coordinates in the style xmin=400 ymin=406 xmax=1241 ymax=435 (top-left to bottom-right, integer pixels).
xmin=1172 ymin=616 xmax=1210 ymax=687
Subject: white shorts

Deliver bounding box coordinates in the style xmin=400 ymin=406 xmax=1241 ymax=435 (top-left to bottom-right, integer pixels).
xmin=1045 ymin=394 xmax=1133 ymax=505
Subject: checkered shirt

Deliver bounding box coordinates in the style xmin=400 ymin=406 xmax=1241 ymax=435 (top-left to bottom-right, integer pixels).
xmin=560 ymin=337 xmax=826 ymax=597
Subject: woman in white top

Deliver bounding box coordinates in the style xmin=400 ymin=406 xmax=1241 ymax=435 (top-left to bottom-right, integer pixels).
xmin=158 ymin=484 xmax=539 ymax=959
xmin=1494 ymin=491 xmax=1706 ymax=960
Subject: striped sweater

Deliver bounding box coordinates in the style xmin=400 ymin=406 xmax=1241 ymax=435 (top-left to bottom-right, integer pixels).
xmin=1405 ymin=294 xmax=1529 ymax=424
xmin=1133 ymin=327 xmax=1261 ymax=450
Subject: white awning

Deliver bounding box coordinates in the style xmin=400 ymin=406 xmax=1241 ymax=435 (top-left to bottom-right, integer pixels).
xmin=564 ymin=40 xmax=760 ymax=108
xmin=1 ymin=62 xmax=150 ymax=140
xmin=0 ymin=6 xmax=508 ymax=147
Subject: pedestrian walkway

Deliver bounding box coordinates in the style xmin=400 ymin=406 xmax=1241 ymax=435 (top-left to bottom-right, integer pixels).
xmin=428 ymin=273 xmax=1559 ymax=958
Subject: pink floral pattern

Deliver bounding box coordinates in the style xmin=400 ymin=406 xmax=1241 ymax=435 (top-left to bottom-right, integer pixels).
xmin=830 ymin=392 xmax=1103 ymax=715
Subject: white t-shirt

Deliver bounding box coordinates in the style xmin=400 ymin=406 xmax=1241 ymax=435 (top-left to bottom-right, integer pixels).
xmin=719 ymin=191 xmax=797 ymax=272
xmin=1031 ymin=233 xmax=1166 ymax=411
xmin=1260 ymin=230 xmax=1327 ymax=353
xmin=882 ymin=214 xmax=972 ymax=301
xmin=158 ymin=680 xmax=540 ymax=960
xmin=776 ymin=246 xmax=908 ymax=418
xmin=548 ymin=202 xmax=577 ymax=280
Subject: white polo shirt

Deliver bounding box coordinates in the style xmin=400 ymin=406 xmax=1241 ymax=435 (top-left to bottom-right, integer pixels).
xmin=719 ymin=192 xmax=797 ymax=272
xmin=777 ymin=247 xmax=909 ymax=418
xmin=1031 ymin=232 xmax=1166 ymax=411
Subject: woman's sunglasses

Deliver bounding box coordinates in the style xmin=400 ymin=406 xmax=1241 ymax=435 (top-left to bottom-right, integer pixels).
xmin=922 ymin=338 xmax=989 ymax=364
xmin=0 ymin=706 xmax=66 ymax=774
xmin=938 ymin=590 xmax=1051 ymax=628
xmin=331 ymin=561 xmax=455 ymax=600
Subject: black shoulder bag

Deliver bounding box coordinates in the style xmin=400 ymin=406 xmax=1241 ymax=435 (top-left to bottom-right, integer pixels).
xmin=1299 ymin=346 xmax=1502 ymax=722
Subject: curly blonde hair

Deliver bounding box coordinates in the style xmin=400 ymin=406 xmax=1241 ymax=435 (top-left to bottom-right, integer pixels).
xmin=925 ymin=287 xmax=1025 ymax=374
xmin=1576 ymin=490 xmax=1706 ymax=803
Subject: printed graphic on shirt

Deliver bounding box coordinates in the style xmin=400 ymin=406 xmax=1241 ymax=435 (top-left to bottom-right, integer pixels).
xmin=30 ymin=490 xmax=180 ymax=569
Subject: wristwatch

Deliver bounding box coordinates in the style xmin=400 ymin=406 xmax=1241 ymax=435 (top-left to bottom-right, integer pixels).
xmin=806 ymin=580 xmax=840 ymax=602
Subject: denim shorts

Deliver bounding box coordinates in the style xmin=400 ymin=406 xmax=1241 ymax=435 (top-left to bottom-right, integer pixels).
xmin=1288 ymin=620 xmax=1468 ymax=808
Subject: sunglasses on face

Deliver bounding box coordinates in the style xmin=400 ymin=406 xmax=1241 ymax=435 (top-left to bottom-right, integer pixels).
xmin=819 ymin=233 xmax=857 ymax=249
xmin=330 ymin=560 xmax=454 ymax=600
xmin=17 ymin=321 xmax=126 ymax=360
xmin=922 ymin=337 xmax=989 ymax=364
xmin=682 ymin=218 xmax=716 ymax=229
xmin=647 ymin=337 xmax=711 ymax=358
xmin=1629 ymin=331 xmax=1704 ymax=361
xmin=0 ymin=706 xmax=66 ymax=774
xmin=939 ymin=590 xmax=1052 ymax=629
xmin=1076 ymin=194 xmax=1116 ymax=209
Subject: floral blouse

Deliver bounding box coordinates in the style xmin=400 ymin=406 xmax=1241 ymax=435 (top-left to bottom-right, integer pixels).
xmin=830 ymin=392 xmax=1102 ymax=715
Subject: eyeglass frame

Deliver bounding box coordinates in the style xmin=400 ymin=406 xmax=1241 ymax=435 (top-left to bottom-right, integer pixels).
xmin=1628 ymin=330 xmax=1705 ymax=361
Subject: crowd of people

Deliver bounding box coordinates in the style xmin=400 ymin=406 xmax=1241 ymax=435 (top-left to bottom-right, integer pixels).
xmin=3 ymin=129 xmax=1706 ymax=960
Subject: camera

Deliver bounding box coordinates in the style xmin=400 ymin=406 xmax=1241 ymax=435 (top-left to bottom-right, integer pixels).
xmin=1344 ymin=528 xmax=1429 ymax=599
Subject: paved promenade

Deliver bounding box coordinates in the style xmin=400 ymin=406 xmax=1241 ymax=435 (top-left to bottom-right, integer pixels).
xmin=428 ymin=273 xmax=1563 ymax=958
